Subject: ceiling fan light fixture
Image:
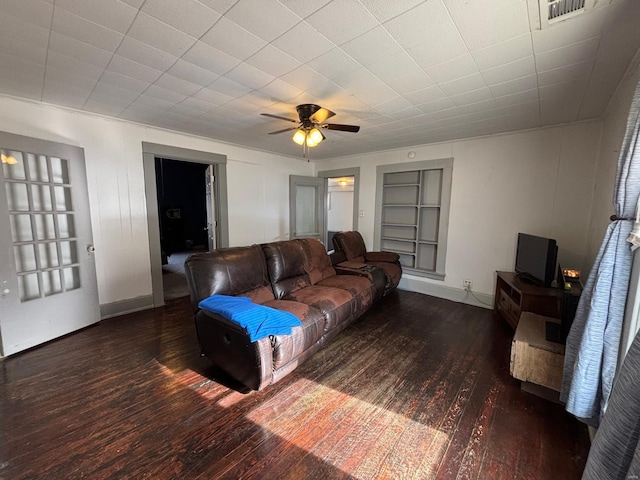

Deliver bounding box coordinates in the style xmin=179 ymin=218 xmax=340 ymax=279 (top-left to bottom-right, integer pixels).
xmin=306 ymin=128 xmax=323 ymax=147
xmin=292 ymin=129 xmax=306 ymax=145
xmin=265 ymin=104 xmax=359 ymax=151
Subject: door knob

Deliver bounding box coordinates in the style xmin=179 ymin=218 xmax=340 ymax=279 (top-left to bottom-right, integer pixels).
xmin=87 ymin=245 xmax=95 ymax=253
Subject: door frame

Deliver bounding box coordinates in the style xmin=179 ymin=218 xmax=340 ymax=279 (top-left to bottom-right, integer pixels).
xmin=317 ymin=167 xmax=360 ymax=241
xmin=142 ymin=142 xmax=229 ymax=308
xmin=289 ymin=175 xmax=327 ymax=241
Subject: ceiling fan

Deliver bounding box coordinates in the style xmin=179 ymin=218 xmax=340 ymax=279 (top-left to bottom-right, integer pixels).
xmin=261 ymin=104 xmax=360 ymax=155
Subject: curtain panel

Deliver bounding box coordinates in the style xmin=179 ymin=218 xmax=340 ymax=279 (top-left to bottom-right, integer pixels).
xmin=581 ymin=326 xmax=640 ymax=479
xmin=561 ymin=78 xmax=640 ymax=427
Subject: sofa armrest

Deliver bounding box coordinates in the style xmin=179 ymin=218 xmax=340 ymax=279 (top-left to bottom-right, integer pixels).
xmin=195 ymin=310 xmax=273 ymax=391
xmin=365 ymin=251 xmax=400 ymax=263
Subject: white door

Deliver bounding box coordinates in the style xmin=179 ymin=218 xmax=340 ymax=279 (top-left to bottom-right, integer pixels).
xmin=205 ymin=165 xmax=216 ymax=251
xmin=0 ymin=132 xmax=99 ymax=357
xmin=289 ymin=175 xmax=327 ymax=242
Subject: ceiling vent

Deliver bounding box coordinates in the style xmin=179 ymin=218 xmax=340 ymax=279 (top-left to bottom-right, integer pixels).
xmin=547 ymin=0 xmax=586 ymax=22
xmin=528 ymin=0 xmax=604 ymax=29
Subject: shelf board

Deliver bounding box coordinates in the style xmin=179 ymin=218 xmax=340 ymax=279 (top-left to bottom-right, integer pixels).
xmin=382 ymin=204 xmax=419 ymax=208
xmin=381 ymin=236 xmax=416 ymax=242
xmin=383 ymin=183 xmax=419 ymax=187
xmin=418 ymin=240 xmax=438 ymax=245
xmin=392 ymin=251 xmax=416 ymax=257
xmin=381 ymin=223 xmax=417 ymax=227
xmin=420 ymin=204 xmax=441 ymax=208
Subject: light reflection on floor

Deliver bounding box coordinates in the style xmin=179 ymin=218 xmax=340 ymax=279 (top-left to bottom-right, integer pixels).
xmin=158 ymin=362 xmax=452 ymax=479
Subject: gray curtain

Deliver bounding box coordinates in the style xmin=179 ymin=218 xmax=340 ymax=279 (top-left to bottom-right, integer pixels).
xmin=561 ymin=78 xmax=640 ymax=427
xmin=582 ymin=326 xmax=640 ymax=479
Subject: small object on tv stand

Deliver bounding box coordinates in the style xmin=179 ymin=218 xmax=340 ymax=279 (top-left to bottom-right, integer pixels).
xmin=545 ymin=266 xmax=582 ymax=344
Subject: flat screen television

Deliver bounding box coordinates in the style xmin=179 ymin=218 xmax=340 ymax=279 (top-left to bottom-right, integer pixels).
xmin=515 ymin=233 xmax=558 ymax=287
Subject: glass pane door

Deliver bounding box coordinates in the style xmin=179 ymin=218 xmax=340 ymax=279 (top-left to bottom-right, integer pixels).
xmin=0 ymin=131 xmax=99 ymax=357
xmin=3 ymin=150 xmax=80 ymax=302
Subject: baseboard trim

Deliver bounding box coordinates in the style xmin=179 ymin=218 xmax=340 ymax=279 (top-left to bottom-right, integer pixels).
xmin=398 ymin=276 xmax=494 ymax=309
xmin=100 ymin=295 xmax=155 ymax=320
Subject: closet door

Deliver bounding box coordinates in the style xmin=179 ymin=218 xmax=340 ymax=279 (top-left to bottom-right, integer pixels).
xmin=0 ymin=132 xmax=99 ymax=356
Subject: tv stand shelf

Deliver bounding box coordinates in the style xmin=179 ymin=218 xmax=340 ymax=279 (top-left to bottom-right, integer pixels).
xmin=494 ymin=271 xmax=561 ymax=330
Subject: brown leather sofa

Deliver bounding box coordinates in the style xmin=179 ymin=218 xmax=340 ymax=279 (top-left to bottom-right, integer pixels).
xmin=184 ymin=238 xmax=398 ymax=391
xmin=332 ymin=231 xmax=403 ymax=294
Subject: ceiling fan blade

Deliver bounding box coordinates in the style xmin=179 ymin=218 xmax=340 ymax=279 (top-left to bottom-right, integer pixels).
xmin=268 ymin=127 xmax=298 ymax=135
xmin=261 ymin=113 xmax=298 ymax=123
xmin=310 ymin=107 xmax=336 ymax=124
xmin=325 ymin=123 xmax=360 ymax=133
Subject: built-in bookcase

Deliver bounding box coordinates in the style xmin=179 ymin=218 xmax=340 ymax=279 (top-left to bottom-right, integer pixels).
xmin=375 ymin=158 xmax=453 ymax=280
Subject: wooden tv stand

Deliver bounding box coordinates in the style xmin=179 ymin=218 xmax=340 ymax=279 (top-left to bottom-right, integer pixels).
xmin=494 ymin=271 xmax=561 ymax=330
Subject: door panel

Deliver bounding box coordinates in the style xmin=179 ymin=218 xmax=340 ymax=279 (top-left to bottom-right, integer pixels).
xmin=205 ymin=165 xmax=216 ymax=251
xmin=289 ymin=175 xmax=326 ymax=242
xmin=0 ymin=132 xmax=99 ymax=356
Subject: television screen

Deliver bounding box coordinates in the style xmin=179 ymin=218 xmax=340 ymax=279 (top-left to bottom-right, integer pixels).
xmin=515 ymin=233 xmax=558 ymax=287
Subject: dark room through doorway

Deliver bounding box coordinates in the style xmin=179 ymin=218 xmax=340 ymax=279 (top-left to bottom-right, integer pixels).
xmin=155 ymin=157 xmax=209 ymax=300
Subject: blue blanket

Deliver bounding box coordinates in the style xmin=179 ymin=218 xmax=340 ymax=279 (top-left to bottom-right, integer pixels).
xmin=198 ymin=295 xmax=302 ymax=342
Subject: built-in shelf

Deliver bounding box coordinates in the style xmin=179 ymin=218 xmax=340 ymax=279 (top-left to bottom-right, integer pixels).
xmin=380 ymin=168 xmax=444 ymax=274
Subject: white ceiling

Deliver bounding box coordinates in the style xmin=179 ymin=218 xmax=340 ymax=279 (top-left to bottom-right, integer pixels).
xmin=1 ymin=0 xmax=639 ymax=160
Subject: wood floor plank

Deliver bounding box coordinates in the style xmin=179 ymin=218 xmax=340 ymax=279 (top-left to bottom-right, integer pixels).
xmin=0 ymin=291 xmax=590 ymax=479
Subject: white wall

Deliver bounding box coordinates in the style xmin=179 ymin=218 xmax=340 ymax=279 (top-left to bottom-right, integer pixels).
xmin=0 ymin=95 xmax=312 ymax=306
xmin=586 ymin=59 xmax=640 ymax=266
xmin=316 ymin=122 xmax=603 ymax=299
xmin=0 ymin=93 xmax=615 ymax=309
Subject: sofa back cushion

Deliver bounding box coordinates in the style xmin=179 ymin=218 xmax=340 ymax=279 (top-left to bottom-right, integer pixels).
xmin=332 ymin=231 xmax=366 ymax=262
xmin=298 ymin=238 xmax=336 ymax=284
xmin=185 ymin=245 xmax=275 ymax=310
xmin=262 ymin=240 xmax=311 ymax=299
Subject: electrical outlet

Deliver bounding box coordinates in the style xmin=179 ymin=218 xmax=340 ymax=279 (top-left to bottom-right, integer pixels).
xmin=463 ymin=279 xmax=473 ymax=291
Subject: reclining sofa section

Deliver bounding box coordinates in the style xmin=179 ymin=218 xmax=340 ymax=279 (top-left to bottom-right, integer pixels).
xmin=184 ymin=238 xmax=400 ymax=391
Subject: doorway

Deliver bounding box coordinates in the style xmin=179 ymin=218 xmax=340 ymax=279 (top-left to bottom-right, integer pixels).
xmin=155 ymin=158 xmax=208 ymax=301
xmin=326 ymin=176 xmax=355 ymax=251
xmin=318 ymin=167 xmax=360 ymax=251
xmin=142 ymin=143 xmax=229 ymax=308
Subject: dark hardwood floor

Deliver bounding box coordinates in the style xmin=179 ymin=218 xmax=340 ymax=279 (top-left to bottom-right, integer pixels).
xmin=0 ymin=290 xmax=590 ymax=479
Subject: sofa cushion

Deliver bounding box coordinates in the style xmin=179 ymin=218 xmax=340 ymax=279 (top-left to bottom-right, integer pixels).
xmin=262 ymin=241 xmax=311 ymax=299
xmin=298 ymin=238 xmax=336 ymax=284
xmin=185 ymin=245 xmax=274 ymax=309
xmin=263 ymin=299 xmax=326 ymax=369
xmin=284 ymin=285 xmax=353 ymax=331
xmin=317 ymin=274 xmax=375 ymax=316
